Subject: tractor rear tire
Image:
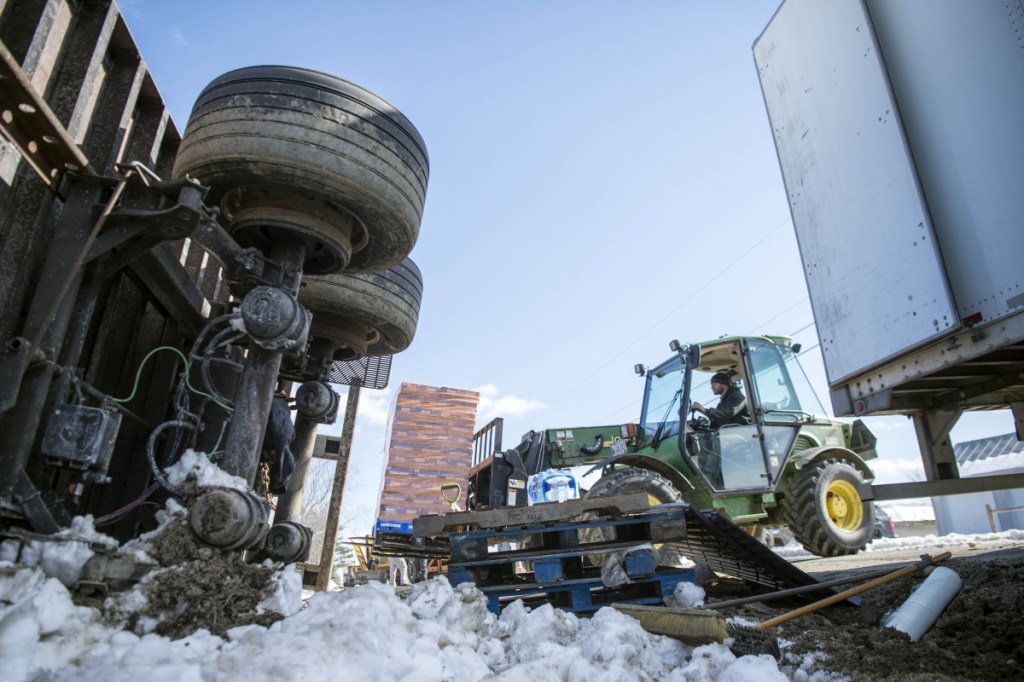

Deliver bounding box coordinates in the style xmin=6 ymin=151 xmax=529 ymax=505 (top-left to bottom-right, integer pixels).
xmin=784 ymin=458 xmax=874 ymax=557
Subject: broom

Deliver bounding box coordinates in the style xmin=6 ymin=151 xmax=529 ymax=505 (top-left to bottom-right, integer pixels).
xmin=614 ymin=551 xmax=952 ymax=658
xmin=612 ymin=603 xmax=780 ymax=657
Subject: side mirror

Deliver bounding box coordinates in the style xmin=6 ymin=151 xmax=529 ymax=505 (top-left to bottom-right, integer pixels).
xmin=685 ymin=344 xmax=701 ymax=368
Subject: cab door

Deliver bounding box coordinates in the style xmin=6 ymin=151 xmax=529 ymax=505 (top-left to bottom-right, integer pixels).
xmin=683 ymin=339 xmax=772 ymax=493
xmin=743 ymin=338 xmax=804 ymax=487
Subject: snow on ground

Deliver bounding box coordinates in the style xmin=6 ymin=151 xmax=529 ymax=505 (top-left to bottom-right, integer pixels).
xmin=1 ymin=549 xmax=827 ymax=682
xmin=0 ymin=530 xmax=833 ymax=682
xmin=5 ymin=526 xmax=1024 ymax=682
xmin=4 ymin=452 xmax=1022 ymax=682
xmin=6 ymin=523 xmax=1024 ymax=682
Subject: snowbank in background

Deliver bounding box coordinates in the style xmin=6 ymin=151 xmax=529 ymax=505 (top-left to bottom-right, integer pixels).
xmin=772 ymin=528 xmax=1024 ymax=559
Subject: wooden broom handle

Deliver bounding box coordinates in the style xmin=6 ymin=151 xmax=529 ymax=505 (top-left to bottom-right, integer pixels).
xmin=753 ymin=551 xmax=953 ymax=631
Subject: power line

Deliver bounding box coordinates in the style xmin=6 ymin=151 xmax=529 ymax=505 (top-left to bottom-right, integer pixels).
xmin=788 ymin=320 xmax=816 ymax=337
xmin=743 ymin=298 xmax=808 ymax=336
xmin=549 ymin=217 xmax=793 ymax=412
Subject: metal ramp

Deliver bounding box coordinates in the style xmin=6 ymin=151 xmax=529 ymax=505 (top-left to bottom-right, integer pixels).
xmin=658 ymin=503 xmax=820 ymax=590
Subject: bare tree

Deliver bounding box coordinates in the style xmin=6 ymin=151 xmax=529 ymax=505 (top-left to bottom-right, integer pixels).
xmin=295 ymin=459 xmax=371 ymax=564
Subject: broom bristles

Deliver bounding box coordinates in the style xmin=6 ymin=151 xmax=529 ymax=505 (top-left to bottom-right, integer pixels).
xmin=726 ymin=622 xmax=781 ymax=660
xmin=613 ymin=604 xmax=781 ymax=660
xmin=612 ymin=604 xmax=729 ymax=646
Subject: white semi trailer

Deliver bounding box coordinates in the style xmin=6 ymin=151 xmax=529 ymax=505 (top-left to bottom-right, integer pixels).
xmin=754 ymin=0 xmax=1024 ymax=500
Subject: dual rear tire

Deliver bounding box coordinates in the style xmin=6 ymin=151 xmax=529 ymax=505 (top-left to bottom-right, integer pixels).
xmin=177 ymin=66 xmax=428 ymax=367
xmin=174 ymin=65 xmax=429 ymax=275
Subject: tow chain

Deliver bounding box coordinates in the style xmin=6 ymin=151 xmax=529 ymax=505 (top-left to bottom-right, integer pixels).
xmin=257 ymin=461 xmax=276 ymax=510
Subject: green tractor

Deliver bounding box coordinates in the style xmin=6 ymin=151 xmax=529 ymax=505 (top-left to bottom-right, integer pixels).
xmin=469 ymin=335 xmax=879 ymax=557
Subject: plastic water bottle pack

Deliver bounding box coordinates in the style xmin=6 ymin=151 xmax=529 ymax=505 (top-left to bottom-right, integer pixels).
xmin=526 ymin=469 xmax=580 ymax=505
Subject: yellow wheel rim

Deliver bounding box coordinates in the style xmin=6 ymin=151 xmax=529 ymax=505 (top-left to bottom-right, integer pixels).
xmin=644 ymin=493 xmax=670 ymax=557
xmin=825 ymin=479 xmax=863 ymax=531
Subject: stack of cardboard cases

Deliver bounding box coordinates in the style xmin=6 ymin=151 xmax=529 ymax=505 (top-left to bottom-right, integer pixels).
xmin=375 ymin=383 xmax=479 ymax=533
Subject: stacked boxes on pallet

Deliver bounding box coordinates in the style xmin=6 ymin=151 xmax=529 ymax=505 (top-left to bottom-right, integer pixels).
xmin=376 ymin=383 xmax=480 ymax=529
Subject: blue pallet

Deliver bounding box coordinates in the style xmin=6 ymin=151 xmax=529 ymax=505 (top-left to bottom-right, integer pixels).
xmin=444 ymin=506 xmax=695 ymax=614
xmin=472 ymin=567 xmax=696 ymax=615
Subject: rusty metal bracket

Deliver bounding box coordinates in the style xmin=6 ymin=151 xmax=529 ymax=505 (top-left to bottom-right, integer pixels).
xmin=0 ymin=41 xmax=94 ymax=190
xmin=11 ymin=470 xmax=67 ymax=533
xmin=89 ymin=178 xmax=210 ymax=279
xmin=190 ymin=213 xmax=269 ymax=293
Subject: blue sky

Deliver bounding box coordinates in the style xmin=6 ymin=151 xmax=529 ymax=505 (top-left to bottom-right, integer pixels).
xmin=122 ymin=1 xmax=1015 ymax=537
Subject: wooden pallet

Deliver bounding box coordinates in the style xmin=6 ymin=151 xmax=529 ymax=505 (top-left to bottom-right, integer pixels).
xmin=412 ymin=492 xmax=654 ymax=536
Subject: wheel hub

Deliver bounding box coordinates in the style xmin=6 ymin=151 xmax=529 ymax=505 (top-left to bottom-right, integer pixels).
xmin=223 ymin=187 xmax=368 ymax=275
xmin=307 ymin=315 xmax=379 ymax=361
xmin=825 ymin=479 xmax=863 ymax=531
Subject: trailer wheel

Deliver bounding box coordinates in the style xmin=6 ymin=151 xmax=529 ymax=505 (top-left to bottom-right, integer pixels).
xmin=173 ymin=65 xmax=429 ymax=274
xmin=784 ymin=458 xmax=874 ymax=557
xmin=298 ymin=258 xmax=422 ymax=361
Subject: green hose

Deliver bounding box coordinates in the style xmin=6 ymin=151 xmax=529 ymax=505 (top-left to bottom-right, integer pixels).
xmin=111 ymin=345 xmax=232 ymax=411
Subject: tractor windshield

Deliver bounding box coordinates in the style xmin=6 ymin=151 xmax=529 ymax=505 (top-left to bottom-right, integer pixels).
xmin=639 ymin=353 xmax=686 ymax=444
xmin=747 ymin=338 xmax=827 ymax=420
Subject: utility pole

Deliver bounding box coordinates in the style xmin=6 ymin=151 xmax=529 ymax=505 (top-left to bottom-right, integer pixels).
xmin=316 ymin=383 xmax=360 ymax=591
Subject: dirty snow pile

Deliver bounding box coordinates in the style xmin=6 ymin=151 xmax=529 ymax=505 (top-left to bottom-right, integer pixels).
xmin=0 ymin=452 xmax=846 ymax=681
xmin=1 ymin=558 xmax=842 ymax=682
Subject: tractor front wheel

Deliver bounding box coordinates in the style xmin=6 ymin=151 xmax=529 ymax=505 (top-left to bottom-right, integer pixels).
xmin=784 ymin=458 xmax=873 ymax=557
xmin=582 ymin=467 xmax=686 ymax=567
xmin=585 ymin=467 xmax=683 ymax=506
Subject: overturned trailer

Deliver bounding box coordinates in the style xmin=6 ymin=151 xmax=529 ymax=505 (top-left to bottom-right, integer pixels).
xmin=0 ymin=0 xmax=426 ymax=577
xmin=754 ymin=0 xmax=1024 ymax=500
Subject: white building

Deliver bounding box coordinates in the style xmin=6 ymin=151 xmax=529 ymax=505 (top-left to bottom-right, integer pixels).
xmin=932 ymin=433 xmax=1024 ymax=535
xmin=877 ymin=499 xmax=937 ymax=537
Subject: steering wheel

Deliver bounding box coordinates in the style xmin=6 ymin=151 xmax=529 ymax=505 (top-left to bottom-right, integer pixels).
xmin=687 ymin=407 xmax=711 ymax=431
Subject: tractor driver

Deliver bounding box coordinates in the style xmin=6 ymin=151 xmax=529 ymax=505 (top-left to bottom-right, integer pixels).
xmin=691 ymin=372 xmax=751 ymax=428
xmin=689 ymin=372 xmax=751 ymax=488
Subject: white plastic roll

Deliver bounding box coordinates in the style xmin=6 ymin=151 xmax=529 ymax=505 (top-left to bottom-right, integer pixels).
xmin=883 ymin=566 xmax=963 ymax=642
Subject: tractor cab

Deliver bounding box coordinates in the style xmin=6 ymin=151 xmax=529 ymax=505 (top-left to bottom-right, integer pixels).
xmin=639 ymin=336 xmax=827 ymax=495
